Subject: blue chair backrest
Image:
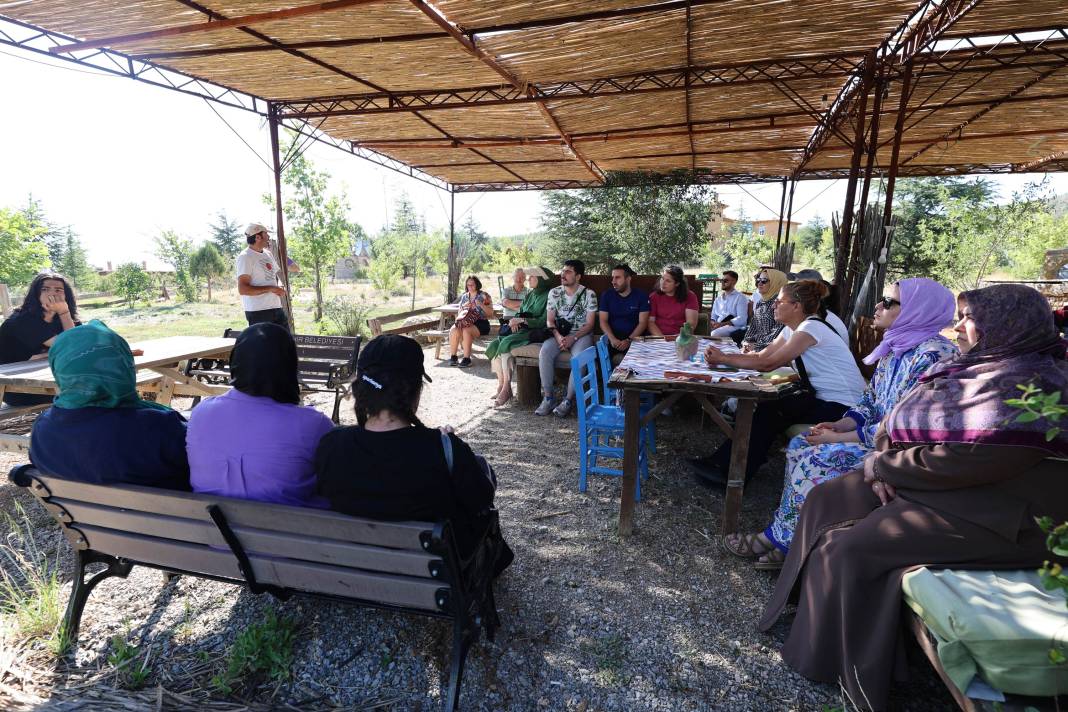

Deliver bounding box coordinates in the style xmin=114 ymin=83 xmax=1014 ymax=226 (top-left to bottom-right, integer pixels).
xmin=571 ymin=346 xmax=601 ymax=429
xmin=595 ymin=335 xmax=614 ymax=405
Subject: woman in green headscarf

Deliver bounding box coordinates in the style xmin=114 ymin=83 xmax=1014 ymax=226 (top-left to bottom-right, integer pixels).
xmin=487 ymin=266 xmax=557 ymax=407
xmin=29 ymin=320 xmax=191 ymax=489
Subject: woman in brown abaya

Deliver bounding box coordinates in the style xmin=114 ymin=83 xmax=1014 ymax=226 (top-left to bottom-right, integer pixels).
xmin=757 ymin=284 xmax=1068 ymax=711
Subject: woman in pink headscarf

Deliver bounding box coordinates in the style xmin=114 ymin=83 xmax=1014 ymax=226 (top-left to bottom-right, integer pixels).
xmin=724 ymin=278 xmax=958 ymax=568
xmin=756 ymin=284 xmax=1068 ymax=711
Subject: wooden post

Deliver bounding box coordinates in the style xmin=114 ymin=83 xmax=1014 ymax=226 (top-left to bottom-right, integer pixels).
xmin=834 ymin=53 xmax=876 ymax=313
xmin=721 ymin=398 xmax=755 ymax=536
xmin=617 ymin=388 xmax=641 ymax=537
xmin=783 ymin=179 xmax=797 ymax=246
xmin=0 ymin=284 xmax=11 ymax=317
xmin=774 ymin=178 xmax=788 ymax=250
xmin=845 ymin=74 xmax=886 ymax=306
xmin=268 ymin=102 xmax=296 ymax=332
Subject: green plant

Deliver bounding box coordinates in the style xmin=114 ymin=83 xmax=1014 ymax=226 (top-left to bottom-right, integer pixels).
xmin=580 ymin=633 xmax=628 ymax=686
xmin=0 ymin=503 xmax=65 ymax=652
xmin=113 ymin=262 xmax=155 ymax=307
xmin=321 ymin=295 xmax=372 ymax=338
xmin=1006 ymin=383 xmax=1065 ymax=442
xmin=107 ymin=631 xmax=152 ymax=689
xmin=189 ymin=243 xmax=228 ymax=301
xmin=211 ymin=609 xmax=298 ymax=696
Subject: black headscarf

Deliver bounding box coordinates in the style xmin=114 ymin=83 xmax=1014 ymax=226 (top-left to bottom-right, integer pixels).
xmin=229 ymin=323 xmax=300 ymax=404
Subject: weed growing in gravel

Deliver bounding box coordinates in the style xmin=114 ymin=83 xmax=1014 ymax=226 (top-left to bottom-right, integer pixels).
xmin=211 ymin=609 xmax=298 ymax=696
xmin=0 ymin=503 xmax=64 ymax=652
xmin=107 ymin=631 xmax=152 ymax=689
xmin=580 ymin=633 xmax=629 ymax=686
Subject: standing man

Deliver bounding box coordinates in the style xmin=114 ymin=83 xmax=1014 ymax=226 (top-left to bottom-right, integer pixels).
xmin=236 ymin=223 xmax=289 ymax=329
xmin=708 ymin=270 xmax=749 ymax=337
xmin=598 ymin=264 xmax=649 ymax=356
xmin=535 ymin=260 xmax=598 ymax=417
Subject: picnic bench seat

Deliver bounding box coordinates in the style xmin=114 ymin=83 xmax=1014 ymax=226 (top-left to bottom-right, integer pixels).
xmin=184 ymin=329 xmax=361 ymax=423
xmin=903 ymin=566 xmax=1068 ymax=711
xmin=10 ymin=464 xmax=503 ymax=712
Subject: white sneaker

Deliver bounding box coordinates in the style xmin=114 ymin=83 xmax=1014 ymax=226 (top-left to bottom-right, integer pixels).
xmin=534 ymin=398 xmax=555 ymax=416
xmin=552 ymin=399 xmax=573 ymax=417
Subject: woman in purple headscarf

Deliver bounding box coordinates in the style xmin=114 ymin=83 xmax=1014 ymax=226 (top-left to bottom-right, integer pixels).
xmin=756 ymin=284 xmax=1068 ymax=711
xmin=724 ymin=278 xmax=958 ymax=567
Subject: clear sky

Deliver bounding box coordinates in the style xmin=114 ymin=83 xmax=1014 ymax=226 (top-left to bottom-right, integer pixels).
xmin=2 ymin=47 xmax=1065 ymax=269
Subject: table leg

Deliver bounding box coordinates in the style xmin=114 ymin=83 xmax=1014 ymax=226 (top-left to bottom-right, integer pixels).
xmin=434 ymin=312 xmax=448 ymax=360
xmin=722 ymin=398 xmax=755 ymax=536
xmin=617 ymin=388 xmax=641 ymax=537
xmin=156 ymin=378 xmax=176 ymax=407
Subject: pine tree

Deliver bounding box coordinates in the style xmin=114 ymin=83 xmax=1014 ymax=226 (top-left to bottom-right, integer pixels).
xmin=209 ymin=211 xmax=244 ymax=259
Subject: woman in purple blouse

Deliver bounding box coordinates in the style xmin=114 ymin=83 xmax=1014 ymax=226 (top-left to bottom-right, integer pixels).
xmin=186 ymin=323 xmax=334 ymax=507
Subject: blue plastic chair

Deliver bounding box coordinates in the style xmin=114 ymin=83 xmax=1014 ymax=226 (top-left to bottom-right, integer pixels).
xmin=571 ymin=347 xmax=648 ymax=500
xmin=596 ymin=335 xmax=656 ymax=454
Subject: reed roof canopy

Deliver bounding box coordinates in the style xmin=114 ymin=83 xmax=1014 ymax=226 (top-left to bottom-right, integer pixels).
xmin=3 ymin=0 xmax=1068 ymax=191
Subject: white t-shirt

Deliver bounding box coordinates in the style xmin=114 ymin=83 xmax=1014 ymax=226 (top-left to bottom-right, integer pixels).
xmin=712 ymin=290 xmax=749 ymax=328
xmin=822 ymin=310 xmax=848 ymax=343
xmin=779 ymin=317 xmax=867 ymax=407
xmin=236 ymin=247 xmax=282 ymax=312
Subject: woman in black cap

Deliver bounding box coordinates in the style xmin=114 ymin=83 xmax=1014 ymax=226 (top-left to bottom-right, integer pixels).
xmin=314 ymin=335 xmax=513 ymax=573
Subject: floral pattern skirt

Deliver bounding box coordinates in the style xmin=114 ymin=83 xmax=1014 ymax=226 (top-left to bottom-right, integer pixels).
xmin=764 ymin=435 xmax=870 ymax=553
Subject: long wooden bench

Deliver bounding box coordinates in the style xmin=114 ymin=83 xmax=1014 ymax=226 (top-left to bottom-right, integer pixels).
xmin=185 ymin=329 xmax=361 ymax=423
xmin=10 ymin=464 xmax=503 ymax=712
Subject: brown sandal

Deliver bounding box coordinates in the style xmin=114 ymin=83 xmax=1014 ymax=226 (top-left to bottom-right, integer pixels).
xmin=721 ymin=532 xmax=773 ymax=559
xmin=754 ymin=548 xmax=786 ymax=571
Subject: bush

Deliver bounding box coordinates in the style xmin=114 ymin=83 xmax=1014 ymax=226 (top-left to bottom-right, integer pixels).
xmin=368 ymin=257 xmax=401 ymax=293
xmin=321 ymin=295 xmax=373 ymax=338
xmin=113 ymin=262 xmax=155 ymax=307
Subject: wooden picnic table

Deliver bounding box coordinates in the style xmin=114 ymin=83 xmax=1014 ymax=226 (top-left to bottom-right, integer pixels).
xmin=0 ymin=335 xmax=235 ymax=408
xmin=608 ymin=338 xmax=793 ymax=537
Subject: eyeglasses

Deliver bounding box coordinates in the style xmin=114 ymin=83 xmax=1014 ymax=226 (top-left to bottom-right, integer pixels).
xmin=878 ymin=296 xmax=901 ymax=309
xmin=755 ymin=278 xmax=769 ymax=285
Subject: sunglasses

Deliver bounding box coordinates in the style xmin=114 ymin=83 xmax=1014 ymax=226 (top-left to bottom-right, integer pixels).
xmin=755 ymin=278 xmax=770 ymax=285
xmin=878 ymin=296 xmax=901 ymax=309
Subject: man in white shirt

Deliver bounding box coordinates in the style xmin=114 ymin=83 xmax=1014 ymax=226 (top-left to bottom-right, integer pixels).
xmin=236 ymin=223 xmax=289 ymax=329
xmin=709 ymin=270 xmax=749 ymax=337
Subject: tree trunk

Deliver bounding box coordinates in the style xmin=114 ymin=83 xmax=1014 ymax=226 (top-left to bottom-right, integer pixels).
xmin=206 ymin=278 xmax=213 ymax=302
xmin=314 ymin=266 xmax=323 ymax=322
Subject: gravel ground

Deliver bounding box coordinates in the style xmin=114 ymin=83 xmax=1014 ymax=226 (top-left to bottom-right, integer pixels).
xmin=0 ymin=343 xmax=957 ymax=711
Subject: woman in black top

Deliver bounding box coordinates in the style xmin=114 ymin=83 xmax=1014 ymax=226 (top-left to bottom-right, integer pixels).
xmin=315 ymin=334 xmax=513 ymax=574
xmin=0 ymin=272 xmax=80 ymax=406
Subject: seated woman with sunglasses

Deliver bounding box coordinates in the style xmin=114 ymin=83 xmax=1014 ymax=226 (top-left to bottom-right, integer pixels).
xmin=740 ymin=268 xmax=788 ymax=352
xmin=691 ymin=280 xmax=867 ymax=488
xmin=723 ymin=279 xmax=958 ymax=568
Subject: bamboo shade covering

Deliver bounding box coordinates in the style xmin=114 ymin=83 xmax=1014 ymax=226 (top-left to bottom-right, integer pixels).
xmin=3 ymin=0 xmax=1068 ymax=190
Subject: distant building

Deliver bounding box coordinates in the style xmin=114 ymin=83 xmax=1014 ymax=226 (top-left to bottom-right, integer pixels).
xmin=333 ymin=239 xmax=372 ymax=280
xmin=721 ymin=216 xmax=801 ymax=240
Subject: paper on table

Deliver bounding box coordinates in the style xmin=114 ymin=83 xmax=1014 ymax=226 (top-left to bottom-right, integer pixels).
xmin=619 ymin=339 xmax=763 ymax=381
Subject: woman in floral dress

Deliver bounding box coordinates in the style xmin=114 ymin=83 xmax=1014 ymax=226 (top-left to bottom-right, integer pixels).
xmin=724 ymin=278 xmax=958 ymax=568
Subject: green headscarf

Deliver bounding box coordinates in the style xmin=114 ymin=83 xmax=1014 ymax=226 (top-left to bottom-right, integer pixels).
xmin=485 ymin=266 xmax=558 ymax=360
xmin=48 ymin=320 xmax=171 ymax=411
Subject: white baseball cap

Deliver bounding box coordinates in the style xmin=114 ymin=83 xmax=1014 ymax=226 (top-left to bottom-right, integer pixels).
xmin=244 ymin=222 xmax=271 ymax=237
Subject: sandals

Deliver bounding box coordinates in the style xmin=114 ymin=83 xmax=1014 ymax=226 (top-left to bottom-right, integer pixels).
xmin=754 ymin=548 xmax=786 ymax=571
xmin=721 ymin=532 xmax=773 ymax=559
xmin=493 ymin=390 xmax=513 ymax=408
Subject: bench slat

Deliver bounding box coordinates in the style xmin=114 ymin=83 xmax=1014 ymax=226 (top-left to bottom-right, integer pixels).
xmin=293 ymin=335 xmax=357 ymax=348
xmin=52 ymin=499 xmax=438 ymax=577
xmin=296 ymin=360 xmax=346 ymax=375
xmin=33 ymin=477 xmax=430 ymax=550
xmin=76 ymin=525 xmax=444 ymax=612
xmin=296 ymin=345 xmax=353 ymax=361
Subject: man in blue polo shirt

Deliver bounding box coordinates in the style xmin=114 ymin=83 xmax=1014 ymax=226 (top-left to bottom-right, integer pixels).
xmin=598 ymin=263 xmax=649 ymax=356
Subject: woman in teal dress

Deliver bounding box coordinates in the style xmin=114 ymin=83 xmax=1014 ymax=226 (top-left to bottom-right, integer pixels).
xmin=487 ymin=267 xmax=556 ymax=407
xmin=724 ymin=278 xmax=959 ymax=568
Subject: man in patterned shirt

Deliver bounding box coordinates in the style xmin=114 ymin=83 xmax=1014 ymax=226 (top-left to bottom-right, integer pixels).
xmin=536 ymin=260 xmax=598 ymax=417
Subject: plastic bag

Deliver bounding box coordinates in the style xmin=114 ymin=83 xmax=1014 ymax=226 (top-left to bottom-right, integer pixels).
xmin=675 ymin=322 xmax=699 ymax=361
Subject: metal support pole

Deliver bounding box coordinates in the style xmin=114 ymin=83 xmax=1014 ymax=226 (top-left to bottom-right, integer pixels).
xmin=268 ymin=102 xmax=295 ymax=331
xmin=879 ymin=60 xmax=914 ymax=289
xmin=783 ymin=179 xmax=797 ymax=246
xmin=774 ymin=177 xmax=788 ymax=250
xmin=834 ymin=53 xmax=876 ymax=312
xmin=845 ymin=74 xmax=886 ymax=305
xmin=447 ymin=190 xmax=457 ymax=303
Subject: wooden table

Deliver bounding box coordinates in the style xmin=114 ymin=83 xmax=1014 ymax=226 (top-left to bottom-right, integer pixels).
xmin=608 ymin=338 xmax=791 ymax=537
xmin=0 ymin=335 xmax=235 ymax=408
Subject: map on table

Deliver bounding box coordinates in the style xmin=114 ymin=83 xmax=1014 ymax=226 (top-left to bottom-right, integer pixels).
xmin=618 ymin=339 xmax=764 ymax=381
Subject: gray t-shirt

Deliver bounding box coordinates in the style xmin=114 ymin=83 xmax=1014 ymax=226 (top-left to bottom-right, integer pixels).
xmin=501 ymin=285 xmax=530 ymax=318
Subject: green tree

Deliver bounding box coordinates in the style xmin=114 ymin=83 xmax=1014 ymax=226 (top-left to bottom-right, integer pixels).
xmin=280 ymin=139 xmax=351 ymax=321
xmin=57 ymin=228 xmax=91 ymax=287
xmin=541 ymin=172 xmax=715 ymax=273
xmin=153 ymin=230 xmax=197 ymax=302
xmin=113 ymin=262 xmax=154 ymax=307
xmin=209 ymin=211 xmax=243 ymax=259
xmin=0 ymin=206 xmax=50 ymax=286
xmin=888 ymin=177 xmax=996 ymax=279
xmin=189 ymin=243 xmax=228 ymax=301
